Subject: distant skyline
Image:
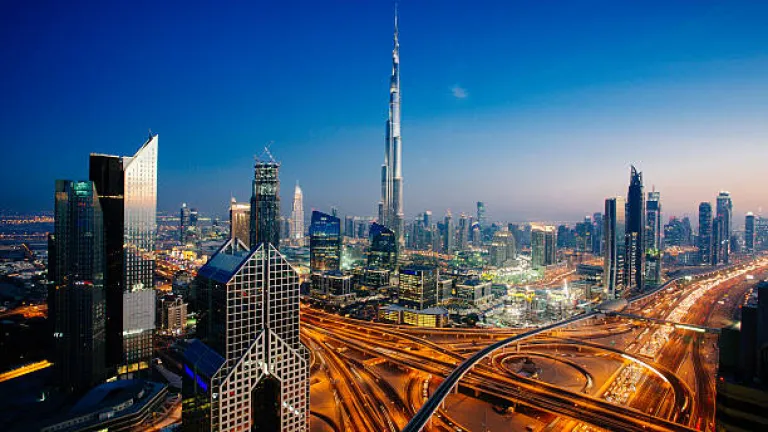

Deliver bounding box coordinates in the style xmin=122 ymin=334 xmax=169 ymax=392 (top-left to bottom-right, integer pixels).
xmin=2 ymin=1 xmax=768 ymax=223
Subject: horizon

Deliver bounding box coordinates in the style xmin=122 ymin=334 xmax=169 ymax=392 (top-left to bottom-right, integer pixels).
xmin=2 ymin=1 xmax=768 ymax=223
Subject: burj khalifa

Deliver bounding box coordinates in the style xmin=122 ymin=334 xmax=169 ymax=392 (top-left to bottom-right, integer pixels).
xmin=379 ymin=6 xmax=404 ymax=247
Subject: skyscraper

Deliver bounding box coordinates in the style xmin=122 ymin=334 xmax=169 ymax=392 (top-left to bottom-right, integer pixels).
xmin=458 ymin=213 xmax=469 ymax=250
xmin=189 ymin=240 xmax=309 ymax=431
xmin=531 ymin=225 xmax=556 ymax=268
xmin=89 ymin=133 xmax=157 ymax=375
xmin=715 ymin=191 xmax=733 ymax=264
xmin=290 ymin=182 xmax=305 ymax=246
xmin=444 ymin=211 xmax=455 ymax=253
xmin=378 ymin=6 xmax=404 ymax=247
xmin=592 ymin=212 xmax=603 ymax=255
xmin=309 ymin=210 xmax=341 ymax=272
xmin=746 ymin=212 xmax=756 ymax=254
xmin=180 ymin=202 xmax=190 ymax=243
xmin=476 ymin=201 xmax=486 ymax=231
xmin=604 ymin=197 xmax=627 ymax=299
xmin=229 ymin=198 xmax=251 ymax=249
xmin=49 ymin=180 xmax=106 ymax=393
xmin=698 ymin=202 xmax=713 ymax=265
xmin=398 ymin=265 xmax=438 ymax=311
xmin=250 ymin=155 xmax=281 ymax=249
xmin=646 ymin=190 xmax=661 ymax=251
xmin=368 ymin=222 xmax=397 ymax=270
xmin=625 ymin=166 xmax=645 ymax=291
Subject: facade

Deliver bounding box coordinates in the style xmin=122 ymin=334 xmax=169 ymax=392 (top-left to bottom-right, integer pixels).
xmin=604 ymin=197 xmax=626 ymax=299
xmin=229 ymin=198 xmax=251 ymax=248
xmin=250 ymin=158 xmax=281 ymax=249
xmin=646 ymin=190 xmax=661 ymax=250
xmin=698 ymin=202 xmax=713 ymax=265
xmin=746 ymin=212 xmax=756 ymax=253
xmin=309 ymin=211 xmax=341 ymax=272
xmin=378 ymin=8 xmax=404 ymax=246
xmin=180 ymin=203 xmax=191 ymax=243
xmin=490 ymin=230 xmax=516 ymax=267
xmin=444 ymin=211 xmax=455 ymax=253
xmin=159 ymin=294 xmax=187 ymax=336
xmin=189 ymin=240 xmax=310 ymax=431
xmin=531 ymin=225 xmax=556 ymax=268
xmin=368 ymin=222 xmax=397 ymax=270
xmin=310 ymin=271 xmax=354 ymax=305
xmin=625 ymin=166 xmax=645 ymax=291
xmin=715 ymin=191 xmax=733 ymax=264
xmin=89 ymin=133 xmax=157 ymax=376
xmin=290 ymin=182 xmax=305 ymax=246
xmin=476 ymin=201 xmax=486 ymax=231
xmin=454 ymin=280 xmax=493 ymax=308
xmin=49 ymin=180 xmax=107 ymax=393
xmin=399 ymin=265 xmax=438 ymax=311
xmin=458 ymin=214 xmax=470 ymax=250
xmin=592 ymin=212 xmax=603 ymax=255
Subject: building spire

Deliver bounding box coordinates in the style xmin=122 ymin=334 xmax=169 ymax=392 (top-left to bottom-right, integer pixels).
xmin=394 ymin=1 xmax=399 ymax=44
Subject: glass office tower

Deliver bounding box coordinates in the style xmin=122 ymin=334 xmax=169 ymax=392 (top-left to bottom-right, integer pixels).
xmin=698 ymin=202 xmax=713 ymax=265
xmin=368 ymin=222 xmax=397 ymax=270
xmin=604 ymin=197 xmax=627 ymax=299
xmin=250 ymin=159 xmax=281 ymax=249
xmin=89 ymin=133 xmax=157 ymax=375
xmin=309 ymin=210 xmax=341 ymax=272
xmin=49 ymin=180 xmax=106 ymax=393
xmin=188 ymin=240 xmax=309 ymax=431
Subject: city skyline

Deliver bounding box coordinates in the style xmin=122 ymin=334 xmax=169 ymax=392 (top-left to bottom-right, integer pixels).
xmin=3 ymin=1 xmax=768 ymax=221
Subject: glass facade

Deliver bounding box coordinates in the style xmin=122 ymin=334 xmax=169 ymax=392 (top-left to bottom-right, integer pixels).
xmin=250 ymin=161 xmax=281 ymax=249
xmin=398 ymin=265 xmax=438 ymax=310
xmin=49 ymin=180 xmax=106 ymax=392
xmin=368 ymin=222 xmax=397 ymax=270
xmin=193 ymin=240 xmax=309 ymax=431
xmin=89 ymin=133 xmax=157 ymax=375
xmin=309 ymin=211 xmax=341 ymax=272
xmin=604 ymin=197 xmax=626 ymax=299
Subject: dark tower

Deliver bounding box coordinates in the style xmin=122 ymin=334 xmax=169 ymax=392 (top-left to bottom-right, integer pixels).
xmin=625 ymin=166 xmax=645 ymax=291
xmin=698 ymin=202 xmax=713 ymax=265
xmin=309 ymin=210 xmax=341 ymax=272
xmin=49 ymin=180 xmax=106 ymax=392
xmin=250 ymin=152 xmax=281 ymax=249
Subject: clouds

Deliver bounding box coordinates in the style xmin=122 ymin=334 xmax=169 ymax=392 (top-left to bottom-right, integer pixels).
xmin=451 ymin=84 xmax=468 ymax=99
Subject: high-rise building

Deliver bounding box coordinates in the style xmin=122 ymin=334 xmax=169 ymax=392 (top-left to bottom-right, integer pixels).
xmin=368 ymin=222 xmax=397 ymax=270
xmin=716 ymin=191 xmax=733 ymax=264
xmin=625 ymin=166 xmax=645 ymax=291
xmin=444 ymin=211 xmax=455 ymax=253
xmin=476 ymin=201 xmax=486 ymax=231
xmin=592 ymin=212 xmax=603 ymax=255
xmin=378 ymin=7 xmax=404 ymax=246
xmin=344 ymin=216 xmax=354 ymax=238
xmin=531 ymin=225 xmax=556 ymax=268
xmin=89 ymin=133 xmax=157 ymax=375
xmin=180 ymin=203 xmax=190 ymax=244
xmin=646 ymin=190 xmax=661 ymax=251
xmin=604 ymin=197 xmax=626 ymax=299
xmin=187 ymin=240 xmax=309 ymax=431
xmin=229 ymin=198 xmax=251 ymax=248
xmin=250 ymin=156 xmax=281 ymax=249
xmin=698 ymin=202 xmax=713 ymax=265
xmin=309 ymin=210 xmax=341 ymax=272
xmin=490 ymin=230 xmax=516 ymax=267
xmin=458 ymin=213 xmax=469 ymax=250
xmin=746 ymin=212 xmax=756 ymax=254
xmin=49 ymin=180 xmax=106 ymax=393
xmin=398 ymin=265 xmax=438 ymax=310
xmin=290 ymin=182 xmax=305 ymax=246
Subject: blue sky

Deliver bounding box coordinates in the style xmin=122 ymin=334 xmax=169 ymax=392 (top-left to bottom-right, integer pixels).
xmin=2 ymin=1 xmax=768 ymax=224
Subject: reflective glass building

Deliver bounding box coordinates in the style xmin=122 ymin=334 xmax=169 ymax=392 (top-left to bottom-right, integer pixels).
xmin=399 ymin=265 xmax=438 ymax=310
xmin=698 ymin=202 xmax=713 ymax=265
xmin=604 ymin=197 xmax=627 ymax=299
xmin=89 ymin=133 xmax=157 ymax=375
xmin=49 ymin=180 xmax=107 ymax=393
xmin=188 ymin=240 xmax=309 ymax=431
xmin=309 ymin=211 xmax=341 ymax=272
xmin=250 ymin=160 xmax=281 ymax=249
xmin=368 ymin=222 xmax=397 ymax=270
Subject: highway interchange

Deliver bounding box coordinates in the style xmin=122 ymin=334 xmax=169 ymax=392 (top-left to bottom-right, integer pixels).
xmin=303 ymin=257 xmax=768 ymax=432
